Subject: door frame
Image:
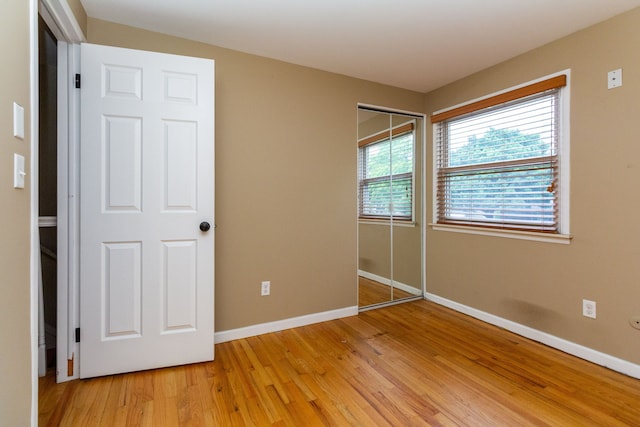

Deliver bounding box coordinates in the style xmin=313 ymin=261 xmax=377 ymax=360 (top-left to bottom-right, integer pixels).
xmin=54 ymin=41 xmax=81 ymax=383
xmin=34 ymin=0 xmax=85 ymax=391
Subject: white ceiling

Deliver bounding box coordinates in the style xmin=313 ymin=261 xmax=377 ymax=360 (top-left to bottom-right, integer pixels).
xmin=80 ymin=0 xmax=640 ymax=93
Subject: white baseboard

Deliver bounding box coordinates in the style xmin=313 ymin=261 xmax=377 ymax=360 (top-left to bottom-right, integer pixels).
xmin=358 ymin=270 xmax=422 ymax=296
xmin=214 ymin=306 xmax=359 ymax=344
xmin=426 ymin=292 xmax=640 ymax=380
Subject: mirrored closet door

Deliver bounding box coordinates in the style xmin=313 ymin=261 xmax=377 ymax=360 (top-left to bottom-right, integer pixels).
xmin=357 ymin=107 xmax=424 ymax=309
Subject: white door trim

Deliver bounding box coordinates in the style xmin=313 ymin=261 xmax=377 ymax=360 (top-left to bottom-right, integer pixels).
xmin=31 ymin=4 xmax=85 ymax=407
xmin=30 ymin=1 xmax=39 ymax=424
xmin=55 ymin=41 xmax=81 ymax=383
xmin=39 ymin=0 xmax=85 ymax=43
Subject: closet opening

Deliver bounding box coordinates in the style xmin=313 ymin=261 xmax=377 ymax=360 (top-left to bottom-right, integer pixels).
xmin=38 ymin=14 xmax=58 ymax=374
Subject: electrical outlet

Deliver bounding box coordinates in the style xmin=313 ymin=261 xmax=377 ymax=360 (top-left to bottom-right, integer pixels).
xmin=630 ymin=316 xmax=640 ymax=330
xmin=583 ymin=299 xmax=596 ymax=319
xmin=261 ymin=281 xmax=270 ymax=296
xmin=608 ymin=68 xmax=622 ymax=89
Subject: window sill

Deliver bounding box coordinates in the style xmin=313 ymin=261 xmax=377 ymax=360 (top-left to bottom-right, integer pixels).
xmin=359 ymin=218 xmax=416 ymax=228
xmin=429 ymin=223 xmax=572 ymax=244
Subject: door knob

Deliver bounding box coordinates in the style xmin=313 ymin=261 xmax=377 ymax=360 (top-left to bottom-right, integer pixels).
xmin=199 ymin=221 xmax=211 ymax=232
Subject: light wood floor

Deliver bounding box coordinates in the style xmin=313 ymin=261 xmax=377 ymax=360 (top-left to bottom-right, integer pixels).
xmin=39 ymin=300 xmax=640 ymax=426
xmin=358 ymin=276 xmax=416 ymax=307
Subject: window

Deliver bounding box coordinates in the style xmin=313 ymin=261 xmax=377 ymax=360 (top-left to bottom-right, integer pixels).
xmin=432 ymin=74 xmax=567 ymax=234
xmin=358 ymin=123 xmax=414 ymax=220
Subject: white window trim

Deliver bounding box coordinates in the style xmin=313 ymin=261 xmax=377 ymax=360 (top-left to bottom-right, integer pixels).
xmin=430 ymin=70 xmax=571 ymax=244
xmin=429 ymin=223 xmax=571 ymax=244
xmin=358 ymin=218 xmax=417 ymax=228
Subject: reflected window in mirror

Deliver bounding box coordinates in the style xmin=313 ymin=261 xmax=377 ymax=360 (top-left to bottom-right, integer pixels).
xmin=358 ymin=122 xmax=414 ymax=221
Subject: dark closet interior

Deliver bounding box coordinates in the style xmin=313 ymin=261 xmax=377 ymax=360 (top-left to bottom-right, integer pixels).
xmin=39 ymin=15 xmax=58 ymax=369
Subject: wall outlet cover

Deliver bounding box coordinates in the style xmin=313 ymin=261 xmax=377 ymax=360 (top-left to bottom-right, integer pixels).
xmin=608 ymin=68 xmax=622 ymax=89
xmin=582 ymin=299 xmax=596 ymax=319
xmin=261 ymin=280 xmax=270 ymax=296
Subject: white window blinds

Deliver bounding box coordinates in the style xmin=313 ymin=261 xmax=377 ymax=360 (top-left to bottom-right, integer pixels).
xmin=358 ymin=123 xmax=415 ymax=220
xmin=433 ymin=75 xmax=566 ymax=232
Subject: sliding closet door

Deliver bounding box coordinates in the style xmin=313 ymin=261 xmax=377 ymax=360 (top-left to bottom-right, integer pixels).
xmin=357 ymin=108 xmax=423 ymax=309
xmin=358 ymin=110 xmax=393 ymax=306
xmin=390 ymin=114 xmax=422 ymax=301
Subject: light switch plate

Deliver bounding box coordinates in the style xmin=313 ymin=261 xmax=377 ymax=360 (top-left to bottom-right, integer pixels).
xmin=608 ymin=69 xmax=622 ymax=89
xmin=13 ymin=102 xmax=24 ymax=139
xmin=14 ymin=153 xmax=25 ymax=189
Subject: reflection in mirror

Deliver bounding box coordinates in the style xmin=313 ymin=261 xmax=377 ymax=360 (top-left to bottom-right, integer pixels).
xmin=357 ymin=107 xmax=423 ymax=309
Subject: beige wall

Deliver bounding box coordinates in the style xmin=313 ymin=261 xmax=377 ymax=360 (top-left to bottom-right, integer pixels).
xmin=425 ymin=8 xmax=640 ymax=364
xmin=66 ymin=0 xmax=87 ymax=36
xmin=87 ymin=18 xmax=426 ymax=331
xmin=0 ymin=0 xmax=32 ymax=425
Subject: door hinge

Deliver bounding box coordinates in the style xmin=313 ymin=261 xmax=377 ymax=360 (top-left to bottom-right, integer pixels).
xmin=75 ymin=73 xmax=81 ymax=89
xmin=75 ymin=327 xmax=80 ymax=343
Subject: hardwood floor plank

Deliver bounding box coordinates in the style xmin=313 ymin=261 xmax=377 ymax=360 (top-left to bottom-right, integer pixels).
xmin=40 ymin=300 xmax=640 ymax=426
xmin=358 ymin=276 xmax=416 ymax=307
xmin=363 ymin=305 xmax=596 ymax=425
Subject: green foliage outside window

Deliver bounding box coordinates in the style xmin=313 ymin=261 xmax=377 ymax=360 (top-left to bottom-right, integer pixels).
xmin=442 ymin=128 xmax=555 ymax=226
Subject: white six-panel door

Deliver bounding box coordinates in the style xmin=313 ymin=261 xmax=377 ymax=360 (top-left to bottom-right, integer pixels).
xmin=79 ymin=43 xmax=214 ymax=378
